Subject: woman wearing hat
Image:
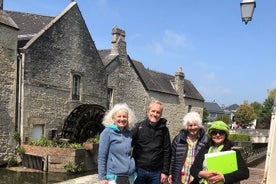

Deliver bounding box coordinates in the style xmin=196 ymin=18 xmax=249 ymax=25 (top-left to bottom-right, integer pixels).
xmin=190 ymin=121 xmax=249 ymax=184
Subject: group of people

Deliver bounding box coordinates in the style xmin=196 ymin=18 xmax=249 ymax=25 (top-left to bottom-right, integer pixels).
xmin=98 ymin=100 xmax=249 ymax=184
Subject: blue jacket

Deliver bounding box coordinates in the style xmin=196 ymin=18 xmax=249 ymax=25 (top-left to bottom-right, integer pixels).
xmin=98 ymin=125 xmax=136 ymax=180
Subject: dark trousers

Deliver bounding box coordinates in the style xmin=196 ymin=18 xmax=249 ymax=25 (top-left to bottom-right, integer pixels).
xmin=117 ymin=176 xmax=130 ymax=184
xmin=134 ymin=167 xmax=161 ymax=184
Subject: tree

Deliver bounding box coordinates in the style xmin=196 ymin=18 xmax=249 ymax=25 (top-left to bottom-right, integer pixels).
xmin=216 ymin=114 xmax=231 ymax=125
xmin=235 ymin=101 xmax=257 ymax=128
xmin=258 ymin=89 xmax=276 ymax=128
xmin=202 ymin=107 xmax=209 ymax=124
xmin=250 ymin=101 xmax=263 ymax=117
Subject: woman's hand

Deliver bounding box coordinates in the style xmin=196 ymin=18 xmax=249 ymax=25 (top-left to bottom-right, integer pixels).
xmin=207 ymin=172 xmax=224 ymax=184
xmin=100 ymin=179 xmax=108 ymax=184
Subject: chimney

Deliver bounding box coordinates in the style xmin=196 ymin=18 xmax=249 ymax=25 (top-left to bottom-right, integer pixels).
xmin=111 ymin=26 xmax=126 ymax=56
xmin=175 ymin=67 xmax=185 ymax=95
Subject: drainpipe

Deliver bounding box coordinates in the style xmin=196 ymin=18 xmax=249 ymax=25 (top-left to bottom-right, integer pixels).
xmin=16 ymin=51 xmax=23 ymax=143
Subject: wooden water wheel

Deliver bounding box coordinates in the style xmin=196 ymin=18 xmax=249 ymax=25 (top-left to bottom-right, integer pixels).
xmin=60 ymin=104 xmax=106 ymax=143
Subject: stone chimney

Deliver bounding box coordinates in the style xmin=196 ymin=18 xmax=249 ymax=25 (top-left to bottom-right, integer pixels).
xmin=175 ymin=67 xmax=185 ymax=95
xmin=111 ymin=26 xmax=126 ymax=56
xmin=0 ymin=0 xmax=3 ymax=10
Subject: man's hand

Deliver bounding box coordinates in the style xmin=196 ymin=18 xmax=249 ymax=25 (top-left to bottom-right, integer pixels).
xmin=160 ymin=173 xmax=168 ymax=183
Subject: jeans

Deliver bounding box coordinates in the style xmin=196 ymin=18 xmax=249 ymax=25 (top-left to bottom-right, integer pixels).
xmin=134 ymin=167 xmax=161 ymax=184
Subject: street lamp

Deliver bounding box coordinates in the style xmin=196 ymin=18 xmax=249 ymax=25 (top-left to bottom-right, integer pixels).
xmin=240 ymin=0 xmax=256 ymax=24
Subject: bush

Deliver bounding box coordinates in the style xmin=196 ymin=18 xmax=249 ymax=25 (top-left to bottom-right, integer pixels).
xmin=85 ymin=133 xmax=100 ymax=144
xmin=229 ymin=133 xmax=250 ymax=141
xmin=29 ymin=136 xmax=82 ymax=149
xmin=64 ymin=161 xmax=84 ymax=173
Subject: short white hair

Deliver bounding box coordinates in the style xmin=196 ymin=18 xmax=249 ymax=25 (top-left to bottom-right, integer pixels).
xmin=102 ymin=103 xmax=137 ymax=129
xmin=182 ymin=111 xmax=203 ymax=130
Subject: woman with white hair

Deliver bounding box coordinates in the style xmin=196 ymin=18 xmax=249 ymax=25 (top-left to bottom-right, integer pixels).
xmin=98 ymin=103 xmax=137 ymax=184
xmin=168 ymin=112 xmax=209 ymax=184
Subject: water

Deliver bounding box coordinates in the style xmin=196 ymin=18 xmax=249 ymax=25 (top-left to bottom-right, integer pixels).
xmin=0 ymin=168 xmax=94 ymax=184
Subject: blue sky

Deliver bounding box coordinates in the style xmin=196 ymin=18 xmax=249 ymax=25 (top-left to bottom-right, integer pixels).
xmin=5 ymin=0 xmax=276 ymax=107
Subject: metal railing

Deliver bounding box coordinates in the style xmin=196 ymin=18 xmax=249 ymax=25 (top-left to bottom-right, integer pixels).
xmin=246 ymin=147 xmax=267 ymax=164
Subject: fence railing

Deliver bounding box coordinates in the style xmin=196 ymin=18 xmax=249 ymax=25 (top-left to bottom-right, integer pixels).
xmin=246 ymin=147 xmax=267 ymax=164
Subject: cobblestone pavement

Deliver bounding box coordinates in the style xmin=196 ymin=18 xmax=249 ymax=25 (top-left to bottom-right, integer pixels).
xmin=56 ymin=160 xmax=266 ymax=184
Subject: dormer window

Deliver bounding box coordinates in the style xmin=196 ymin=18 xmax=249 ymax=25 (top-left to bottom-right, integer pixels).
xmin=72 ymin=74 xmax=80 ymax=100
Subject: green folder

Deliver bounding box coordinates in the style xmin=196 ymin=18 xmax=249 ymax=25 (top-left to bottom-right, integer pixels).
xmin=205 ymin=150 xmax=238 ymax=174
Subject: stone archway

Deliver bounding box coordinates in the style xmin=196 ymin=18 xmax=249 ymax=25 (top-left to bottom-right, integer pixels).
xmin=59 ymin=104 xmax=106 ymax=143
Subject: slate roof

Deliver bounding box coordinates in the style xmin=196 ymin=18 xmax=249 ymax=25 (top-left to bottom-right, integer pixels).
xmin=5 ymin=10 xmax=54 ymax=40
xmin=204 ymin=102 xmax=224 ymax=114
xmin=99 ymin=49 xmax=204 ymax=101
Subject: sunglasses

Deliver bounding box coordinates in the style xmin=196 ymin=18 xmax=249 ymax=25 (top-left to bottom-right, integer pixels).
xmin=210 ymin=131 xmax=226 ymax=136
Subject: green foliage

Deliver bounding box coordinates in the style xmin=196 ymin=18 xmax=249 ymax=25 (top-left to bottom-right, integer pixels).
xmin=64 ymin=161 xmax=84 ymax=173
xmin=250 ymin=101 xmax=263 ymax=118
xmin=235 ymin=101 xmax=257 ymax=128
xmin=7 ymin=157 xmax=19 ymax=167
xmin=13 ymin=131 xmax=21 ymax=143
xmin=228 ymin=133 xmax=250 ymax=141
xmin=202 ymin=107 xmax=209 ymax=124
xmin=29 ymin=136 xmax=58 ymax=147
xmin=85 ymin=133 xmax=100 ymax=143
xmin=216 ymin=114 xmax=231 ymax=125
xmin=257 ymin=89 xmax=275 ymax=128
xmin=16 ymin=145 xmax=25 ymax=156
xmin=29 ymin=136 xmax=82 ymax=149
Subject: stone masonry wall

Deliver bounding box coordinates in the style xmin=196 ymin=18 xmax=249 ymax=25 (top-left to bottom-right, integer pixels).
xmin=0 ymin=22 xmax=17 ymax=164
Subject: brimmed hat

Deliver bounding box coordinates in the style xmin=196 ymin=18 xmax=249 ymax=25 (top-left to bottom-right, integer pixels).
xmin=208 ymin=121 xmax=229 ymax=137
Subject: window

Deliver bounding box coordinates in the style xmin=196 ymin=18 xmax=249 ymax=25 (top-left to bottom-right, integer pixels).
xmin=107 ymin=88 xmax=114 ymax=109
xmin=72 ymin=74 xmax=80 ymax=100
xmin=188 ymin=105 xmax=192 ymax=112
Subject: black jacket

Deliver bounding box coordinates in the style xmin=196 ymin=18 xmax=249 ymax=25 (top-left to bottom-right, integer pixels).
xmin=190 ymin=143 xmax=249 ymax=184
xmin=131 ymin=118 xmax=171 ymax=175
xmin=169 ymin=128 xmax=209 ymax=183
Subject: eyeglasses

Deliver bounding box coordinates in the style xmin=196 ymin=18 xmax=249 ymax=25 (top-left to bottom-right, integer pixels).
xmin=210 ymin=131 xmax=226 ymax=136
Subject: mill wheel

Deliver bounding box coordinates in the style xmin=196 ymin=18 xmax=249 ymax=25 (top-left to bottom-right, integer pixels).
xmin=60 ymin=104 xmax=106 ymax=143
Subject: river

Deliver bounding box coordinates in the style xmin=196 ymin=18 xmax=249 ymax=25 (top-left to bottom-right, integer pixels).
xmin=0 ymin=167 xmax=95 ymax=184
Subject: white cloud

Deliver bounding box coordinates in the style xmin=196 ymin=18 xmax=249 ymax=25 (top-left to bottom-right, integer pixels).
xmin=97 ymin=0 xmax=108 ymax=7
xmin=151 ymin=42 xmax=164 ymax=55
xmin=150 ymin=30 xmax=192 ymax=55
xmin=270 ymin=80 xmax=276 ymax=89
xmin=162 ymin=30 xmax=188 ymax=49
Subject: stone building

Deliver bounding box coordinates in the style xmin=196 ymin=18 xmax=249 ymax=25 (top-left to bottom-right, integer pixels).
xmin=100 ymin=27 xmax=204 ymax=138
xmin=0 ymin=1 xmax=204 ymax=164
xmin=1 ymin=2 xmax=108 ymax=166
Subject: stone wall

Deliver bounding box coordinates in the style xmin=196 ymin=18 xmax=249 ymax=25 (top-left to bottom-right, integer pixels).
xmin=22 ymin=144 xmax=98 ymax=172
xmin=0 ymin=13 xmax=18 ymax=165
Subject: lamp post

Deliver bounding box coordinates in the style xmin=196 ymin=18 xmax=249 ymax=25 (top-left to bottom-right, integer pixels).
xmin=240 ymin=0 xmax=256 ymax=24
